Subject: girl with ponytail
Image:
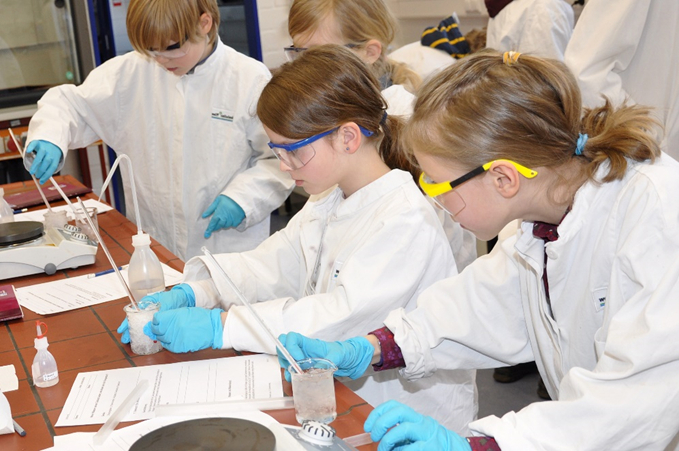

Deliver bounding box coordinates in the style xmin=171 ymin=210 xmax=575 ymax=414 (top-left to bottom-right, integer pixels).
xmin=277 ymin=50 xmax=679 ymax=450
xmin=144 ymin=45 xmax=478 ymax=436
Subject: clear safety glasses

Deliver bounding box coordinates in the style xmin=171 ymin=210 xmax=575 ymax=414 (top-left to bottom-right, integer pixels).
xmin=268 ymin=125 xmax=375 ymax=170
xmin=283 ymin=43 xmax=360 ymax=62
xmin=419 ymin=159 xmax=538 ymax=216
xmin=148 ymin=38 xmax=191 ymax=59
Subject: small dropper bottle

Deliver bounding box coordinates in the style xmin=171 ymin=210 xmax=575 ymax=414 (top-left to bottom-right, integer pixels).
xmin=32 ymin=321 xmax=59 ymax=388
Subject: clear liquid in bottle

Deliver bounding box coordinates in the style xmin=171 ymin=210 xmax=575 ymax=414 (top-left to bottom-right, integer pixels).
xmin=32 ymin=321 xmax=59 ymax=388
xmin=128 ymin=232 xmax=166 ymax=302
xmin=130 ymin=278 xmax=165 ymax=302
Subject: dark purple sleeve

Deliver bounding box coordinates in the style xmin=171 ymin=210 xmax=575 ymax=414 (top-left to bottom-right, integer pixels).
xmin=467 ymin=437 xmax=501 ymax=450
xmin=368 ymin=329 xmax=500 ymax=450
xmin=368 ymin=327 xmax=405 ymax=371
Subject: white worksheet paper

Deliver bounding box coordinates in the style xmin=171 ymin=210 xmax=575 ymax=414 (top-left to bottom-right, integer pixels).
xmin=55 ymin=354 xmax=284 ymax=427
xmin=0 ymin=364 xmax=18 ymax=392
xmin=13 ymin=199 xmax=113 ymax=222
xmin=16 ymin=264 xmax=183 ymax=315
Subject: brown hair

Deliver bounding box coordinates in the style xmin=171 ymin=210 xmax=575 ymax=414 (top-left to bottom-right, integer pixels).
xmin=288 ymin=0 xmax=421 ymax=93
xmin=405 ymin=49 xmax=660 ymax=201
xmin=127 ymin=0 xmax=219 ymax=55
xmin=464 ymin=27 xmax=487 ymax=54
xmin=257 ymin=45 xmax=418 ymax=181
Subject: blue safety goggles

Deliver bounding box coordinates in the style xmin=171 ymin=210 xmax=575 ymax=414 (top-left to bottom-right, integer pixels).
xmin=268 ymin=126 xmax=374 ymax=169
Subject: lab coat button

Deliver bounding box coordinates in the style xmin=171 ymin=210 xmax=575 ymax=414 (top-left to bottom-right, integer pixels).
xmin=546 ymin=248 xmax=558 ymax=259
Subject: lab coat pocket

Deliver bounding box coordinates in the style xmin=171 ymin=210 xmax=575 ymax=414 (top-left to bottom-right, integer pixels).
xmin=326 ymin=260 xmax=344 ymax=292
xmin=210 ymin=106 xmax=235 ymax=151
xmin=211 ymin=107 xmax=234 ymax=123
xmin=591 ymin=287 xmax=608 ymax=313
xmin=210 ymin=106 xmax=244 ymax=170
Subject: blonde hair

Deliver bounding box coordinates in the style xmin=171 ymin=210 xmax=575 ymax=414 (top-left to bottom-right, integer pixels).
xmin=405 ymin=50 xmax=660 ymax=200
xmin=127 ymin=0 xmax=219 ymax=55
xmin=257 ymin=45 xmax=418 ymax=181
xmin=288 ymin=0 xmax=421 ymax=93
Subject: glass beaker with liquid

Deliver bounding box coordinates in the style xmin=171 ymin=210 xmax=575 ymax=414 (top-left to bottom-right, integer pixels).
xmin=290 ymin=358 xmax=338 ymax=424
xmin=43 ymin=209 xmax=68 ymax=231
xmin=124 ymin=302 xmax=163 ymax=355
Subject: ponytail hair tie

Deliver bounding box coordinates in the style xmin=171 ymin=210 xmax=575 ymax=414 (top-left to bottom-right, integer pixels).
xmin=503 ymin=51 xmax=521 ymax=66
xmin=380 ymin=111 xmax=388 ymax=125
xmin=575 ymin=133 xmax=588 ymax=156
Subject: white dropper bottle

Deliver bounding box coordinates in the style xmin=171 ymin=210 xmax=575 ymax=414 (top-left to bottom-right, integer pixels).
xmin=128 ymin=232 xmax=165 ymax=302
xmin=0 ymin=188 xmax=15 ymax=224
xmin=32 ymin=321 xmax=59 ymax=388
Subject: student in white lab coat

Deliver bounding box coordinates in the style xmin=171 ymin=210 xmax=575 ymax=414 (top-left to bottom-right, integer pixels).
xmin=286 ymin=0 xmax=420 ymax=104
xmin=24 ymin=0 xmax=293 ymax=260
xmin=485 ymin=0 xmax=574 ymax=388
xmin=287 ymin=0 xmax=478 ymax=271
xmin=485 ymin=0 xmax=574 ymax=60
xmin=277 ymin=50 xmax=679 ymax=450
xmin=135 ymin=45 xmax=479 ymax=435
xmin=564 ymin=0 xmax=679 ymax=161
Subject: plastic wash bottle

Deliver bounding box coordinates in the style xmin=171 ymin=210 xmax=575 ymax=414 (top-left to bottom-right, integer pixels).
xmin=128 ymin=232 xmax=166 ymax=302
xmin=32 ymin=321 xmax=59 ymax=387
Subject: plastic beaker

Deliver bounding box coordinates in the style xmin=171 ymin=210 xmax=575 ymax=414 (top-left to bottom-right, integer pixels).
xmin=43 ymin=210 xmax=69 ymax=231
xmin=72 ymin=207 xmax=98 ymax=242
xmin=289 ymin=358 xmax=337 ymax=424
xmin=124 ymin=303 xmax=163 ymax=355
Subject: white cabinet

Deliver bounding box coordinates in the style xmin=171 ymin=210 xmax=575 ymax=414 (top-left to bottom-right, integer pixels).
xmin=0 ymin=0 xmax=81 ymax=91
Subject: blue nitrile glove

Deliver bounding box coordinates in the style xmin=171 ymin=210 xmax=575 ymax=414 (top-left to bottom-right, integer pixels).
xmin=202 ymin=195 xmax=246 ymax=238
xmin=365 ymin=400 xmax=471 ymax=451
xmin=277 ymin=332 xmax=374 ymax=382
xmin=117 ymin=284 xmax=195 ymax=344
xmin=25 ymin=140 xmax=63 ymax=184
xmin=143 ymin=307 xmax=224 ymax=353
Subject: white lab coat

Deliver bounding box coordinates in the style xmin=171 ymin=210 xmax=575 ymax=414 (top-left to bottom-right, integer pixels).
xmin=384 ymin=155 xmax=679 ymax=449
xmin=27 ymin=40 xmax=294 ymax=260
xmin=564 ymin=0 xmax=679 ymax=161
xmin=486 ymin=0 xmax=574 ymax=60
xmin=182 ymin=169 xmax=478 ymax=434
xmin=388 ymin=42 xmax=457 ymax=81
xmin=383 ymin=84 xmax=478 ymax=271
xmin=434 ymin=204 xmax=478 ymax=273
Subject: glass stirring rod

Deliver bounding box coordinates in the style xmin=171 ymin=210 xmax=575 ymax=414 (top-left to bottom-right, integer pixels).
xmin=201 ymin=246 xmax=303 ymax=374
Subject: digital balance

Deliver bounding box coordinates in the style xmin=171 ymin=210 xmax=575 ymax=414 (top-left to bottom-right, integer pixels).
xmin=0 ymin=220 xmax=98 ymax=280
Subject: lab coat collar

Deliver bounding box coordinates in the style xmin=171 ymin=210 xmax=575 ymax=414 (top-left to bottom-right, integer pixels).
xmin=311 ymin=169 xmax=414 ymax=219
xmin=554 ymin=160 xmax=617 ymax=243
xmin=514 ymin=160 xmax=614 ymax=262
xmin=184 ymin=38 xmax=225 ymax=77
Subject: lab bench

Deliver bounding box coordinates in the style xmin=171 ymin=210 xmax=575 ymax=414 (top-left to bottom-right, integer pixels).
xmin=0 ymin=175 xmax=377 ymax=450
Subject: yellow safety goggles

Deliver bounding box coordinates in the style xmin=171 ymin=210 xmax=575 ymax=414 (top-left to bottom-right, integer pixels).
xmin=419 ymin=159 xmax=538 ymax=198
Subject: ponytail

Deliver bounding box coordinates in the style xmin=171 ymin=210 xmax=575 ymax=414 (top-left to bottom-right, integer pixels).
xmin=578 ymin=99 xmax=661 ymax=183
xmin=406 ymin=50 xmax=663 ymax=205
xmin=378 ymin=114 xmax=420 ymax=182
